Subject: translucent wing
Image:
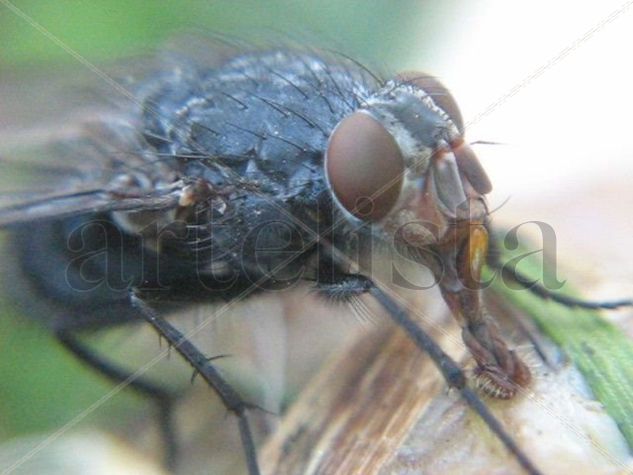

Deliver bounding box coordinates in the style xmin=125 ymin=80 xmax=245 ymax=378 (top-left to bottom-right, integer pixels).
xmin=0 ymin=37 xmax=253 ymax=228
xmin=0 ymin=66 xmax=182 ymax=227
xmin=0 ymin=124 xmax=183 ymax=226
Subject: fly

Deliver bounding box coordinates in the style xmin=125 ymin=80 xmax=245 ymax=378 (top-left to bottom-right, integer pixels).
xmin=0 ymin=42 xmax=631 ymax=475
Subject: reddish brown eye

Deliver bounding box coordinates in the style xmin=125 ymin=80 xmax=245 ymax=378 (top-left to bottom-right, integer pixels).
xmin=325 ymin=112 xmax=404 ymax=222
xmin=395 ymin=71 xmax=464 ymax=134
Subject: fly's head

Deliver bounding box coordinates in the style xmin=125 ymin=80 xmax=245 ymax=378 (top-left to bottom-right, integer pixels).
xmin=324 ymin=72 xmax=491 ymax=252
xmin=324 ymin=72 xmax=531 ymax=399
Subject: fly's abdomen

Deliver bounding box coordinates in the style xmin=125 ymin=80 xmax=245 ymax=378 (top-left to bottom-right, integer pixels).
xmin=3 ymin=217 xmax=146 ymax=330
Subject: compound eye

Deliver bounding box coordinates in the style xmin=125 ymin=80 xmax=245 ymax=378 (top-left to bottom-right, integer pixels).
xmin=395 ymin=71 xmax=464 ymax=134
xmin=325 ymin=112 xmax=404 ymax=222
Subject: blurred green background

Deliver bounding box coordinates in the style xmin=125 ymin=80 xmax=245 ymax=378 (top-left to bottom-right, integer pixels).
xmin=0 ymin=0 xmax=457 ymax=71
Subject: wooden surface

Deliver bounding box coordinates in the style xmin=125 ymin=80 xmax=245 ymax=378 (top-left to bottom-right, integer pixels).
xmin=259 ymin=320 xmax=460 ymax=475
xmin=258 ymin=294 xmax=633 ymax=475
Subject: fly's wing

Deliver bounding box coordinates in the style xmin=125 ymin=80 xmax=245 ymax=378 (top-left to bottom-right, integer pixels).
xmin=0 ymin=121 xmax=184 ymax=227
xmin=0 ymin=36 xmax=254 ymax=228
xmin=0 ymin=68 xmax=183 ymax=227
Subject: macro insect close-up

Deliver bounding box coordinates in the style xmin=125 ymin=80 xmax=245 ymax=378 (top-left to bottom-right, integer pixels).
xmin=2 ymin=2 xmax=633 ymax=475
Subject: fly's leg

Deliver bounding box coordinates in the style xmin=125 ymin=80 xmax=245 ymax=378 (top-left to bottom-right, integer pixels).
xmin=130 ymin=292 xmax=261 ymax=475
xmin=315 ymin=272 xmax=543 ymax=475
xmin=486 ymin=231 xmax=633 ymax=310
xmin=438 ymin=223 xmax=531 ymax=399
xmin=55 ymin=331 xmax=178 ymax=470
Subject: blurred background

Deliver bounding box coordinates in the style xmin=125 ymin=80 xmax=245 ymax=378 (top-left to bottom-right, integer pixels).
xmin=1 ymin=1 xmax=632 ymax=474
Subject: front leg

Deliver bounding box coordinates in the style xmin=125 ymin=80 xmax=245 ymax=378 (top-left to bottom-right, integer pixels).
xmin=437 ymin=223 xmax=531 ymax=398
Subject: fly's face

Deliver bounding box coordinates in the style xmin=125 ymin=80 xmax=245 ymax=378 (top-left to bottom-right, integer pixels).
xmin=325 ymin=73 xmax=492 ymax=250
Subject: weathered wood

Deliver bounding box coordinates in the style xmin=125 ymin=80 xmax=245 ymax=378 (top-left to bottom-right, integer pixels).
xmin=259 ymin=295 xmax=633 ymax=475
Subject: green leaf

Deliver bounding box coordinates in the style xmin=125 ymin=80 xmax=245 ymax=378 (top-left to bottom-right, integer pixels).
xmin=486 ymin=238 xmax=633 ymax=448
